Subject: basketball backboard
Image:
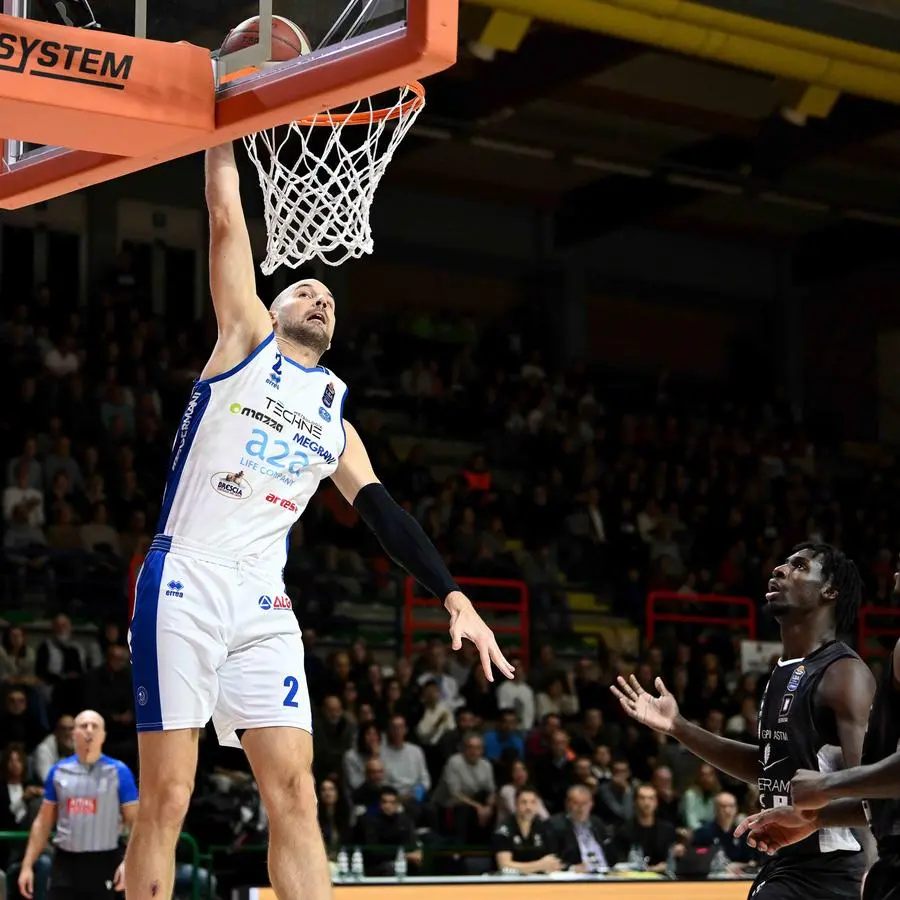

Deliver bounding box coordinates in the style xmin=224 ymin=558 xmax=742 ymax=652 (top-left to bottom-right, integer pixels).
xmin=0 ymin=0 xmax=456 ymax=208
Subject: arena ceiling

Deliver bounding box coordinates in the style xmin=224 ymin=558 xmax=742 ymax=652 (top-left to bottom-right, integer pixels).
xmin=382 ymin=0 xmax=900 ymax=279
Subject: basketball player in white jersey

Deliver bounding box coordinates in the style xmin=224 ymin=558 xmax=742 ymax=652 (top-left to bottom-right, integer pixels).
xmin=123 ymin=142 xmax=514 ymax=900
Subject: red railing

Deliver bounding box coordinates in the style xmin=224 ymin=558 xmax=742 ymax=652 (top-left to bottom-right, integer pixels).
xmin=646 ymin=591 xmax=756 ymax=644
xmin=858 ymin=605 xmax=900 ymax=658
xmin=403 ymin=576 xmax=529 ymax=661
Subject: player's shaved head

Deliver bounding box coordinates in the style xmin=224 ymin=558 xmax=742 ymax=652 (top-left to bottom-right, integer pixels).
xmin=270 ymin=278 xmax=335 ymax=358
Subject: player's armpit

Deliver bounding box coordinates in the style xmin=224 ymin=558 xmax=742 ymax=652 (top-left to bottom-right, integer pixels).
xmin=205 ymin=143 xmax=272 ymax=342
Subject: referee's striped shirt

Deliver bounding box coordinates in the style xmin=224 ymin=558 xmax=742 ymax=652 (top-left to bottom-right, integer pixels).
xmin=44 ymin=754 xmax=138 ymax=852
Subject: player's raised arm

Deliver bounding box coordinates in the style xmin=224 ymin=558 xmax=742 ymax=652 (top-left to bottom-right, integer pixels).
xmin=611 ymin=675 xmax=759 ymax=785
xmin=205 ymin=143 xmax=271 ymax=344
xmin=331 ymin=420 xmax=514 ymax=682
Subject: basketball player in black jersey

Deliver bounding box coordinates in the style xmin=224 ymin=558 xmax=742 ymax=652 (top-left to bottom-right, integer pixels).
xmin=737 ymin=603 xmax=900 ymax=899
xmin=612 ymin=543 xmax=876 ymax=900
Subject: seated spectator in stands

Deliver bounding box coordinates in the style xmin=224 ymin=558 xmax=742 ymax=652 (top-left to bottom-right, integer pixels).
xmin=493 ymin=787 xmax=560 ymax=874
xmin=43 ymin=436 xmax=83 ymax=494
xmin=693 ymin=792 xmax=756 ymax=863
xmin=313 ymin=695 xmax=355 ymax=782
xmin=591 ymin=744 xmax=613 ymax=784
xmin=495 ymin=656 xmax=536 ymax=730
xmin=45 ymin=504 xmax=83 ymax=553
xmin=434 ymin=734 xmax=496 ymax=842
xmin=525 ymin=712 xmax=561 ymax=760
xmin=460 ymin=663 xmax=499 ymax=722
xmin=0 ymin=689 xmax=45 ymax=752
xmin=1 ymin=625 xmax=39 ymax=693
xmin=496 ymin=760 xmax=549 ymax=822
xmin=32 ymin=715 xmax=75 ymax=782
xmin=0 ymin=744 xmax=43 ymax=867
xmin=550 ymin=784 xmax=615 ymax=872
xmin=381 ymin=715 xmax=431 ymax=806
xmin=80 ymin=502 xmax=121 ymax=557
xmin=725 ymin=696 xmax=758 ymax=743
xmin=535 ymin=729 xmax=575 ymax=815
xmin=317 ymin=778 xmax=353 ymax=861
xmin=3 ymin=504 xmax=52 ymax=586
xmin=358 ymin=787 xmax=422 ymax=876
xmin=436 ymin=706 xmax=478 ymax=767
xmin=615 ymin=784 xmax=677 ymax=872
xmin=650 ymin=766 xmax=680 ymax=826
xmin=596 ymin=757 xmax=635 ymax=828
xmin=3 ymin=461 xmax=44 ymax=527
xmin=43 ymin=334 xmax=79 ymax=378
xmin=35 ymin=614 xmax=85 ymax=716
xmin=483 ymin=709 xmax=524 ymax=763
xmin=6 ymin=437 xmax=42 ymax=491
xmin=344 ymin=722 xmax=383 ymax=793
xmin=381 ymin=676 xmax=414 ymax=726
xmin=417 ymin=641 xmax=462 ymax=710
xmin=679 ymin=763 xmax=721 ymax=831
xmin=571 ymin=708 xmax=619 ymax=758
xmin=572 ymin=756 xmax=598 ymax=794
xmin=85 ymin=619 xmax=125 ymax=670
xmin=536 ymin=672 xmax=580 ymax=722
xmin=351 ymin=758 xmax=389 ymax=816
xmin=572 ymin=660 xmax=607 ymax=714
xmin=416 ymin=677 xmax=454 ymax=747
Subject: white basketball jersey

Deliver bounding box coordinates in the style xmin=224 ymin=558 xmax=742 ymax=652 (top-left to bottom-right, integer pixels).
xmin=156 ymin=333 xmax=347 ymax=567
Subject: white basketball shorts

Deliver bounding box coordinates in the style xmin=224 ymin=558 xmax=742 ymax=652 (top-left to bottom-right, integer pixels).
xmin=129 ymin=534 xmax=311 ymax=747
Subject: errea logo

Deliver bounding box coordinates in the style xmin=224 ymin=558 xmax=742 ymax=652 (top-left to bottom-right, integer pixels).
xmin=165 ymin=580 xmax=184 ymax=598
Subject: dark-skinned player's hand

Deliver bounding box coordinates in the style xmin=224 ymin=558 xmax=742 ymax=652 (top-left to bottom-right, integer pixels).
xmin=789 ymin=769 xmax=831 ymax=810
xmin=734 ymin=806 xmax=818 ymax=855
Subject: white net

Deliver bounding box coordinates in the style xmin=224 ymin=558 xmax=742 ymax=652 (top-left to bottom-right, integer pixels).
xmin=244 ymin=82 xmax=425 ymax=273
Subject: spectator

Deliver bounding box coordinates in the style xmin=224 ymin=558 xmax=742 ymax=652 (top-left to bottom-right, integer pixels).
xmin=80 ymin=502 xmax=121 ymax=556
xmin=381 ymin=716 xmax=431 ymax=805
xmin=614 ymin=784 xmax=677 ymax=872
xmin=536 ymin=672 xmax=580 ymax=722
xmin=417 ymin=643 xmax=462 ymax=710
xmin=650 ymin=766 xmax=681 ymax=826
xmin=0 ymin=689 xmax=45 ymax=752
xmin=32 ymin=715 xmax=75 ymax=783
xmin=3 ymin=461 xmax=45 ymax=527
xmin=495 ymin=656 xmax=536 ymax=730
xmin=492 ymin=787 xmax=560 ymax=874
xmin=343 ymin=722 xmax=383 ymax=792
xmin=357 ymin=787 xmax=422 ymax=876
xmin=550 ymin=784 xmax=615 ymax=872
xmin=351 ymin=758 xmax=389 ymax=816
xmin=571 ymin=708 xmax=619 ymax=757
xmin=436 ymin=706 xmax=478 ymax=765
xmin=483 ymin=709 xmax=525 ymax=763
xmin=591 ymin=744 xmax=613 ymax=784
xmin=79 ymin=644 xmax=135 ymax=765
xmin=415 ymin=678 xmax=454 ymax=747
xmin=35 ymin=614 xmax=85 ymax=716
xmin=43 ymin=334 xmax=80 ymax=377
xmin=313 ymin=696 xmax=355 ymax=782
xmin=496 ymin=760 xmax=549 ymax=821
xmin=433 ymin=734 xmax=496 ymax=842
xmin=0 ymin=744 xmax=43 ymax=868
xmin=693 ymin=791 xmax=756 ymax=863
xmin=317 ymin=778 xmax=353 ymax=861
xmin=679 ymin=763 xmax=721 ymax=831
xmin=534 ymin=729 xmax=575 ymax=815
xmin=596 ymin=758 xmax=635 ymax=828
xmin=525 ymin=712 xmax=561 ymax=760
xmin=0 ymin=625 xmax=39 ymax=691
xmin=461 ymin=663 xmax=499 ymax=722
xmin=6 ymin=438 xmax=42 ymax=491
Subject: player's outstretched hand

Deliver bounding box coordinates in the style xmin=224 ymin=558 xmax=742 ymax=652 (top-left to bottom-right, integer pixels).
xmin=734 ymin=806 xmax=818 ymax=855
xmin=445 ymin=591 xmax=515 ymax=682
xmin=610 ymin=675 xmax=679 ymax=734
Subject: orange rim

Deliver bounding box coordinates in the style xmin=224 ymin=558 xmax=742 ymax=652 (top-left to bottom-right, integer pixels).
xmin=295 ymin=81 xmax=425 ymax=127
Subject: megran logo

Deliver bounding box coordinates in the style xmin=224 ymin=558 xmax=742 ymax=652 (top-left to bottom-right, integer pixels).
xmin=0 ymin=32 xmax=133 ymax=90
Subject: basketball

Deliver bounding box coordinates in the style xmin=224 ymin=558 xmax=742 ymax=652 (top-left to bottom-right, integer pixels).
xmin=220 ymin=15 xmax=311 ymax=62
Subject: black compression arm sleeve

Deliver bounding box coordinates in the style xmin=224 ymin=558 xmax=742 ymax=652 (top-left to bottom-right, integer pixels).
xmin=353 ymin=482 xmax=458 ymax=601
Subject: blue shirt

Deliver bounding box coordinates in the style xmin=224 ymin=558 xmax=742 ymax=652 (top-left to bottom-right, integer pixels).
xmin=482 ymin=730 xmax=525 ymax=762
xmin=45 ymin=754 xmax=138 ymax=852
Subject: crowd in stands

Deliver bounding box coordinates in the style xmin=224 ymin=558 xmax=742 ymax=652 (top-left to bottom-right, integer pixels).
xmin=1 ymin=254 xmax=898 ymax=889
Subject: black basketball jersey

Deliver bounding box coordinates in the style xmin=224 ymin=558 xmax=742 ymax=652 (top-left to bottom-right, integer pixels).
xmin=757 ymin=639 xmax=862 ymax=857
xmin=862 ymin=644 xmax=900 ymax=845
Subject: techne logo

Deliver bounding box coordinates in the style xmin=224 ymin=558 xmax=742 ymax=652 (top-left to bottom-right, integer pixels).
xmin=165 ymin=580 xmax=184 ymax=598
xmin=266 ymin=492 xmax=298 ymax=514
xmin=229 ymin=402 xmax=284 ymax=433
xmin=258 ymin=594 xmax=292 ymax=611
xmin=0 ymin=32 xmax=133 ymax=90
xmin=210 ymin=470 xmax=253 ymax=500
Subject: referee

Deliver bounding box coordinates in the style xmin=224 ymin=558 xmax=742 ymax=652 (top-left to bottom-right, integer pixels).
xmin=17 ymin=709 xmax=138 ymax=900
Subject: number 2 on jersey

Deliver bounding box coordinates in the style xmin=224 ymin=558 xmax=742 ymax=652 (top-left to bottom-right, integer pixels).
xmin=283 ymin=675 xmax=300 ymax=707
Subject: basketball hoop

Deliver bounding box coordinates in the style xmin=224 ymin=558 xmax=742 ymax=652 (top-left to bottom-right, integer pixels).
xmin=244 ymin=81 xmax=425 ymax=272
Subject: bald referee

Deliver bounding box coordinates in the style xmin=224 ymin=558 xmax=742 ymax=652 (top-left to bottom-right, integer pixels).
xmin=17 ymin=709 xmax=138 ymax=900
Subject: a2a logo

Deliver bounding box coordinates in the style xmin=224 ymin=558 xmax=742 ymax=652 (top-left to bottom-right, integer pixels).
xmin=266 ymin=493 xmax=298 ymax=513
xmin=258 ymin=594 xmax=292 ymax=611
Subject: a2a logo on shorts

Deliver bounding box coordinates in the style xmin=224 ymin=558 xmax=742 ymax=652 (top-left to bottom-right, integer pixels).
xmin=210 ymin=470 xmax=253 ymax=500
xmin=258 ymin=594 xmax=292 ymax=611
xmin=165 ymin=580 xmax=184 ymax=598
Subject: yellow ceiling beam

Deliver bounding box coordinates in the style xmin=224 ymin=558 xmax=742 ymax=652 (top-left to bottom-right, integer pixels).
xmin=480 ymin=10 xmax=533 ymax=52
xmin=464 ymin=0 xmax=900 ymax=104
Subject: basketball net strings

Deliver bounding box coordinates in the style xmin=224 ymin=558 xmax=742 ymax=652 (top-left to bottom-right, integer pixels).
xmin=244 ymin=86 xmax=424 ymax=271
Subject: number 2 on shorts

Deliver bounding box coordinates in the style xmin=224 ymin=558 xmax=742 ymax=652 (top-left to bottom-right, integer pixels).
xmin=283 ymin=675 xmax=300 ymax=707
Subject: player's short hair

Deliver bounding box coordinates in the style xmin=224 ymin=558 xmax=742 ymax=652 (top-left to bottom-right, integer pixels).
xmin=792 ymin=542 xmax=863 ymax=633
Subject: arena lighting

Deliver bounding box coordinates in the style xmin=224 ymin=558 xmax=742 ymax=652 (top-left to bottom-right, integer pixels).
xmin=758 ymin=191 xmax=831 ymax=213
xmin=571 ymin=155 xmax=653 ymax=178
xmin=667 ymin=173 xmax=743 ymax=195
xmin=469 ymin=136 xmax=554 ymax=158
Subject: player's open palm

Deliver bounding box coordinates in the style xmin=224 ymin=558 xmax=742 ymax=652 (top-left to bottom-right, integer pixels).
xmin=611 ymin=674 xmax=679 ymax=734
